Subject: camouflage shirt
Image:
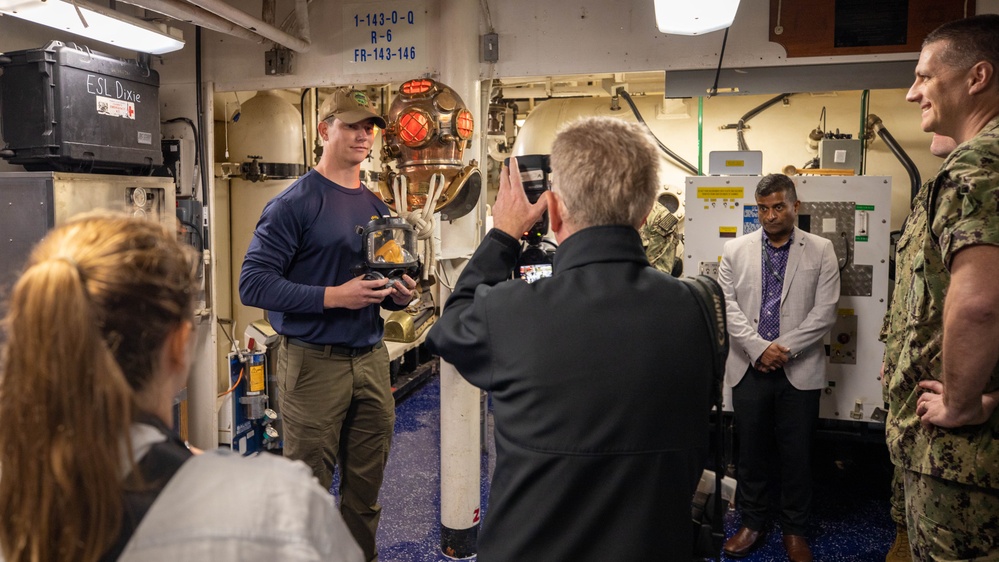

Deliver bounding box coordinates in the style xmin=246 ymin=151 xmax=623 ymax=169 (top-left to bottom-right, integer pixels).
xmin=640 ymin=201 xmax=680 ymax=275
xmin=881 ymin=115 xmax=999 ymax=489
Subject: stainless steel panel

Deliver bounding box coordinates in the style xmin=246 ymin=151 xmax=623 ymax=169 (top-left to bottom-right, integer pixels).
xmin=0 ymin=171 xmax=176 ymax=314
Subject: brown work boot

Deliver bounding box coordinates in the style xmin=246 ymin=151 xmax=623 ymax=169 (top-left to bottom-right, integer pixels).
xmin=886 ymin=526 xmax=912 ymax=562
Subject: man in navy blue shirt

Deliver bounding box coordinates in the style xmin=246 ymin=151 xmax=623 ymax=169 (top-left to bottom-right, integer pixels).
xmin=240 ymin=87 xmax=415 ymax=562
xmin=718 ymin=174 xmax=840 ymax=562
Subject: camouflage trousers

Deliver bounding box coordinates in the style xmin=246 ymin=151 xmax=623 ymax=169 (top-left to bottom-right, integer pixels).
xmin=902 ymin=469 xmax=999 ymax=561
xmin=891 ymin=466 xmax=906 ymax=526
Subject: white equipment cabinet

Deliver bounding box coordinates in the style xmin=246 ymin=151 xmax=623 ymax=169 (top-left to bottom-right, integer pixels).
xmin=683 ymin=175 xmax=892 ymax=424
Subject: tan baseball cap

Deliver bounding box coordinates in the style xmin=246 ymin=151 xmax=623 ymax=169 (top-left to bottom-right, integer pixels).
xmin=319 ymin=87 xmax=387 ymax=128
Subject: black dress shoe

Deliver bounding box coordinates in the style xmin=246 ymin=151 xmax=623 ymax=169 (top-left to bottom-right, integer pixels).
xmin=783 ymin=534 xmax=813 ymax=562
xmin=723 ymin=526 xmax=766 ymax=558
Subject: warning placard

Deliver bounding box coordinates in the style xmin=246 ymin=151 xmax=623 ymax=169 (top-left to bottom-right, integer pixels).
xmin=96 ymin=95 xmax=135 ymax=119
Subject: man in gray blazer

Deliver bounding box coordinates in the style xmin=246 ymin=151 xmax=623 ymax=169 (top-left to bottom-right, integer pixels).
xmin=718 ymin=173 xmax=840 ymax=562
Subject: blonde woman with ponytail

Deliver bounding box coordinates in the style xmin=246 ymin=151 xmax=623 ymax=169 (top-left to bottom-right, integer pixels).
xmin=0 ymin=214 xmax=362 ymax=562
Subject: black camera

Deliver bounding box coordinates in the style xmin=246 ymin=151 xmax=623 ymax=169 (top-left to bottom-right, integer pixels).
xmin=504 ymin=155 xmax=556 ymax=283
xmin=516 ymin=241 xmax=556 ymax=283
xmin=504 ymin=154 xmax=550 ymax=244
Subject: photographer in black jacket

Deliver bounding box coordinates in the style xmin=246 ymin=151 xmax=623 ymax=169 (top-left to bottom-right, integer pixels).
xmin=427 ymin=116 xmax=714 ymax=561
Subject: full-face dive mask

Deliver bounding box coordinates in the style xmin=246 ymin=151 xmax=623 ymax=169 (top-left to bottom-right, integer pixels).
xmin=352 ymin=216 xmax=422 ymax=287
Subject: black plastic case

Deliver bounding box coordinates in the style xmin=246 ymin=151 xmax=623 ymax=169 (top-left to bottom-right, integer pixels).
xmin=0 ymin=41 xmax=162 ymax=173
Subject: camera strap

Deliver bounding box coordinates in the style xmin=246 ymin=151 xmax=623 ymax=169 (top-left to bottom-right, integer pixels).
xmin=101 ymin=417 xmax=192 ymax=561
xmin=681 ymin=275 xmax=729 ymax=559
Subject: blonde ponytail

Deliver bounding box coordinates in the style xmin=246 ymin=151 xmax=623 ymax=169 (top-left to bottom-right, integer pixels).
xmin=1 ymin=215 xmax=197 ymax=562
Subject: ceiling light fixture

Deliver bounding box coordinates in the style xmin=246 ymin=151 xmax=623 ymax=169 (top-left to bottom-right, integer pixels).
xmin=654 ymin=0 xmax=741 ymax=36
xmin=0 ymin=0 xmax=185 ymax=55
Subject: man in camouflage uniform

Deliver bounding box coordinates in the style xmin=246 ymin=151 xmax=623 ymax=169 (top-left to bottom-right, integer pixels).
xmin=640 ymin=196 xmax=681 ymax=275
xmin=883 ymin=133 xmax=956 ymax=562
xmin=881 ymin=14 xmax=999 ymax=561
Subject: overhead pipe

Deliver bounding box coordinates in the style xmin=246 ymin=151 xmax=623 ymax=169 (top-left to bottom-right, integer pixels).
xmin=262 ymin=0 xmax=276 ymax=25
xmin=722 ymin=93 xmax=791 ymax=151
xmin=261 ymin=0 xmax=309 ymax=46
xmin=120 ymin=0 xmax=265 ymax=44
xmin=859 ymin=90 xmax=870 ymax=174
xmin=277 ymin=0 xmax=312 ymax=38
xmin=293 ymin=0 xmax=310 ymax=48
xmin=868 ymin=113 xmax=921 ymax=206
xmin=183 ymin=0 xmax=311 ymax=52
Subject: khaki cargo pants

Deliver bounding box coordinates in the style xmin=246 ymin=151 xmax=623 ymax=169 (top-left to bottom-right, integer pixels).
xmin=277 ymin=337 xmax=395 ymax=562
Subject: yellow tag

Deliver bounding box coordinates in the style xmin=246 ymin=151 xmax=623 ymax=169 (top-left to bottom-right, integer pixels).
xmin=249 ymin=363 xmax=265 ymax=393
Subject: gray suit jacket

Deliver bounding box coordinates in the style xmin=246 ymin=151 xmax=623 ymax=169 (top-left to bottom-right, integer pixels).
xmin=718 ymin=226 xmax=840 ymax=390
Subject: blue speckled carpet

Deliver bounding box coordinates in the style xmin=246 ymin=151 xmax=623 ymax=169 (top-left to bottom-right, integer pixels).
xmin=372 ymin=374 xmax=895 ymax=561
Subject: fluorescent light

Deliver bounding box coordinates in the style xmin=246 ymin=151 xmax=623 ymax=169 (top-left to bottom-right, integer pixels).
xmin=0 ymin=0 xmax=184 ymax=54
xmin=654 ymin=0 xmax=741 ymax=35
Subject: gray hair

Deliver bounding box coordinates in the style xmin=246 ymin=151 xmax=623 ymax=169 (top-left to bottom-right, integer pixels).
xmin=549 ymin=116 xmax=659 ymax=229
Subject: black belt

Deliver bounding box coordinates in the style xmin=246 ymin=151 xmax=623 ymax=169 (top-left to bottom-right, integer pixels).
xmin=286 ymin=337 xmax=379 ymax=357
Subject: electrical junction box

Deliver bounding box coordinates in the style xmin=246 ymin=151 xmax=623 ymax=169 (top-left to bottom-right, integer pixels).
xmin=481 ymin=32 xmax=499 ymax=63
xmin=0 ymin=41 xmax=162 ymax=173
xmin=265 ymin=47 xmax=293 ymax=75
xmin=819 ymin=138 xmax=863 ymax=174
xmin=161 ymin=121 xmax=198 ymax=197
xmin=175 ymin=197 xmax=203 ymax=250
